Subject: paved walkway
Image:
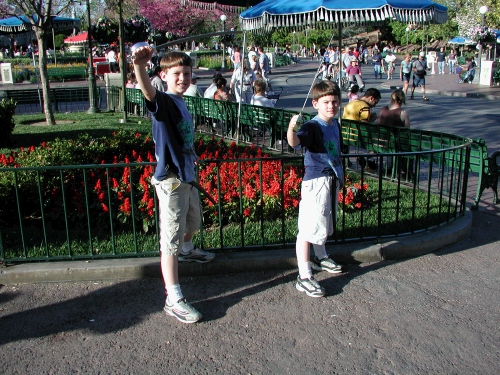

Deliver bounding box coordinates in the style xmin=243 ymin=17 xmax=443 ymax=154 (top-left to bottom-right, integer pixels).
xmin=196 ymin=58 xmax=500 ymax=101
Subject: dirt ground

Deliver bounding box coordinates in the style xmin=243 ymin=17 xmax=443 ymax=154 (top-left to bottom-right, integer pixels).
xmin=0 ymin=208 xmax=499 ymax=374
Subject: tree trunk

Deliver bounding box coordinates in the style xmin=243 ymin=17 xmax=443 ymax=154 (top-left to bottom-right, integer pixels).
xmin=35 ymin=29 xmax=56 ymax=125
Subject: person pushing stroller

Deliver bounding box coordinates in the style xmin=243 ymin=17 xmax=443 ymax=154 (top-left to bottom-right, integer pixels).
xmin=457 ymin=57 xmax=476 ymax=84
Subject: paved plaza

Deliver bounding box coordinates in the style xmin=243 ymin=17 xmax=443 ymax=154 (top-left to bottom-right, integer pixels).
xmin=1 ymin=58 xmax=499 ymax=374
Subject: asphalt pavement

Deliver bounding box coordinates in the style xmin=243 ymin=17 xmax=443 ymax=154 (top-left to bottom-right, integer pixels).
xmin=1 ymin=57 xmax=499 ymax=374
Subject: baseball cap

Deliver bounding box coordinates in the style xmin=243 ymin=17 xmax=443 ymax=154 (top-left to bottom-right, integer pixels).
xmin=419 ymin=51 xmax=425 ymax=57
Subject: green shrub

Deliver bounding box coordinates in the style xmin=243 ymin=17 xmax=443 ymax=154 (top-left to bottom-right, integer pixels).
xmin=0 ymin=99 xmax=16 ymax=147
xmin=197 ymin=54 xmax=224 ymax=69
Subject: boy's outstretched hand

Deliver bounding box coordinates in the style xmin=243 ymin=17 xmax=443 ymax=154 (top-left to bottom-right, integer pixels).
xmin=132 ymin=46 xmax=156 ymax=101
xmin=132 ymin=46 xmax=154 ymax=67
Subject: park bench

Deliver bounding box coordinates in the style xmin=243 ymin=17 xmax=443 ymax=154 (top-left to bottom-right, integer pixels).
xmin=468 ymin=139 xmax=500 ymax=209
xmin=125 ymin=88 xmax=146 ymax=116
xmin=340 ymin=119 xmax=397 ymax=176
xmin=47 ymin=66 xmax=87 ymax=82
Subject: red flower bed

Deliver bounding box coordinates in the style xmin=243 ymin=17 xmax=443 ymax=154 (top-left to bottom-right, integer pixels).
xmin=196 ymin=138 xmax=302 ymax=225
xmin=0 ymin=132 xmax=370 ymax=231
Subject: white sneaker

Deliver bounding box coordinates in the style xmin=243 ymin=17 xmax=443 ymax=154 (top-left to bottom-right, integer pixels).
xmin=164 ymin=297 xmax=202 ymax=324
xmin=178 ymin=246 xmax=215 ymax=263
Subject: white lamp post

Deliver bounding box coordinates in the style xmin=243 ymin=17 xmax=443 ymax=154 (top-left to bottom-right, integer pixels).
xmin=220 ymin=14 xmax=227 ymax=71
xmin=305 ymin=27 xmax=309 ymax=56
xmin=406 ymin=27 xmax=409 ymax=51
xmin=478 ymin=5 xmax=489 ymax=74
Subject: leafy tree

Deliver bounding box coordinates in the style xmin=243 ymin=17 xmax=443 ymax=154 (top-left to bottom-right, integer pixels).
xmin=455 ymin=0 xmax=500 ymax=37
xmin=138 ymin=0 xmax=213 ymax=38
xmin=93 ymin=16 xmax=119 ymax=44
xmin=123 ymin=14 xmax=151 ymax=43
xmin=53 ymin=33 xmax=66 ymax=49
xmin=136 ymin=0 xmax=240 ymax=43
xmin=0 ymin=0 xmax=76 ymax=126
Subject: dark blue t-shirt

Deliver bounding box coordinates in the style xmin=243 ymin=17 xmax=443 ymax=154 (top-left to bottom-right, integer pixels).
xmin=296 ymin=116 xmax=344 ymax=182
xmin=146 ymin=91 xmax=197 ymax=182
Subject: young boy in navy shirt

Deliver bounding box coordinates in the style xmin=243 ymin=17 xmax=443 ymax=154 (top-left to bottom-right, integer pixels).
xmin=133 ymin=47 xmax=214 ymax=323
xmin=287 ymin=80 xmax=344 ymax=297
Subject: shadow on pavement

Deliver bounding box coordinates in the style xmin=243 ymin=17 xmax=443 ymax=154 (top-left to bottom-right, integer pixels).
xmin=0 ymin=279 xmax=163 ymax=346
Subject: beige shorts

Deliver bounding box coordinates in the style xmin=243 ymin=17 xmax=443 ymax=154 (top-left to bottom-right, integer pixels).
xmin=297 ymin=175 xmax=338 ymax=246
xmin=151 ymin=175 xmax=201 ymax=256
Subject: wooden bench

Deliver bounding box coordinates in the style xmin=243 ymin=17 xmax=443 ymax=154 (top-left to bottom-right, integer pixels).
xmin=469 ymin=139 xmax=500 ymax=209
xmin=340 ymin=119 xmax=397 ymax=175
xmin=125 ymin=88 xmax=146 ymax=116
xmin=47 ymin=66 xmax=87 ymax=82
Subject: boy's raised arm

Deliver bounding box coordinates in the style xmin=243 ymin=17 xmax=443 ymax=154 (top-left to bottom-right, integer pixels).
xmin=132 ymin=47 xmax=157 ymax=102
xmin=287 ymin=115 xmax=301 ymax=147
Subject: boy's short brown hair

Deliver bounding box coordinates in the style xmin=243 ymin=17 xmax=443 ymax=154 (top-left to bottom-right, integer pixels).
xmin=311 ymin=80 xmax=340 ymax=101
xmin=160 ymin=51 xmax=192 ymax=72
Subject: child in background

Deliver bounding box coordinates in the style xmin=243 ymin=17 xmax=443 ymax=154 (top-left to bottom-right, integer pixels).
xmin=347 ymin=84 xmax=359 ymax=102
xmin=126 ymin=72 xmax=136 ymax=88
xmin=317 ymin=61 xmax=328 ymax=80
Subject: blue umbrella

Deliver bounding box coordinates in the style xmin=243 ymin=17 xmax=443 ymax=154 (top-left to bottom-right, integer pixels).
xmin=240 ymin=0 xmax=448 ymax=31
xmin=240 ymin=0 xmax=447 ymax=105
xmin=447 ymin=36 xmax=475 ymax=46
xmin=0 ymin=15 xmax=80 ymax=34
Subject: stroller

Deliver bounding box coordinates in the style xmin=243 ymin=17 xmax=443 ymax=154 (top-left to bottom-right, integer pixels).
xmin=457 ymin=67 xmax=475 ymax=84
xmin=265 ymin=87 xmax=282 ymax=106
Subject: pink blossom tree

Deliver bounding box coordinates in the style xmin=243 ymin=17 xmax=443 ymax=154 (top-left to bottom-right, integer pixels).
xmin=137 ymin=0 xmax=237 ymax=39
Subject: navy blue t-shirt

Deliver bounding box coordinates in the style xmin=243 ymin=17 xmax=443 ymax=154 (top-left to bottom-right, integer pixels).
xmin=296 ymin=116 xmax=344 ymax=182
xmin=146 ymin=91 xmax=197 ymax=182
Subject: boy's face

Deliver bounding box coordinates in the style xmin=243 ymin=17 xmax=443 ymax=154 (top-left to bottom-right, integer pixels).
xmin=312 ymin=95 xmax=340 ymax=122
xmin=160 ymin=65 xmax=192 ymax=96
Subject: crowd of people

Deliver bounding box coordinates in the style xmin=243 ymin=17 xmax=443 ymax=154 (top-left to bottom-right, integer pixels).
xmin=313 ymin=41 xmax=481 ymax=102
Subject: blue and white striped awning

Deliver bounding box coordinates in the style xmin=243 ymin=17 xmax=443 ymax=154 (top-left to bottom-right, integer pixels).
xmin=0 ymin=15 xmax=80 ymax=34
xmin=240 ymin=0 xmax=448 ymax=31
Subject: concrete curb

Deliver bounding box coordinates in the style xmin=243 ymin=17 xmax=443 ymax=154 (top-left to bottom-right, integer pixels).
xmin=0 ymin=210 xmax=471 ymax=284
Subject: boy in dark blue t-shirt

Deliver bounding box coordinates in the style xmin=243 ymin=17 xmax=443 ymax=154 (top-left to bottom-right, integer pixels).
xmin=287 ymin=80 xmax=344 ymax=298
xmin=133 ymin=47 xmax=214 ymax=324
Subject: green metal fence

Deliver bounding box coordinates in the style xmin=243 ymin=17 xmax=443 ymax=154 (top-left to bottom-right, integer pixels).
xmin=0 ymin=89 xmax=474 ymax=263
xmin=0 ymin=137 xmax=471 ymax=264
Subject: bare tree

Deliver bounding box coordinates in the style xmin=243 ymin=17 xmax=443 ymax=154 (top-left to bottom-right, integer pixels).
xmin=1 ymin=0 xmax=77 ymax=125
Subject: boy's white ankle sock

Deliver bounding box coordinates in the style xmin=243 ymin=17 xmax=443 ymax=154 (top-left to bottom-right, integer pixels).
xmin=165 ymin=284 xmax=183 ymax=303
xmin=298 ymin=261 xmax=312 ymax=280
xmin=181 ymin=240 xmax=194 ymax=254
xmin=312 ymin=244 xmax=328 ymax=260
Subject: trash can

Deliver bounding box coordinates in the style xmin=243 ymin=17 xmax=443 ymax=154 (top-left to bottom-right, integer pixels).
xmin=1 ymin=63 xmax=13 ymax=84
xmin=186 ymin=52 xmax=197 ymax=68
xmin=266 ymin=52 xmax=276 ymax=68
